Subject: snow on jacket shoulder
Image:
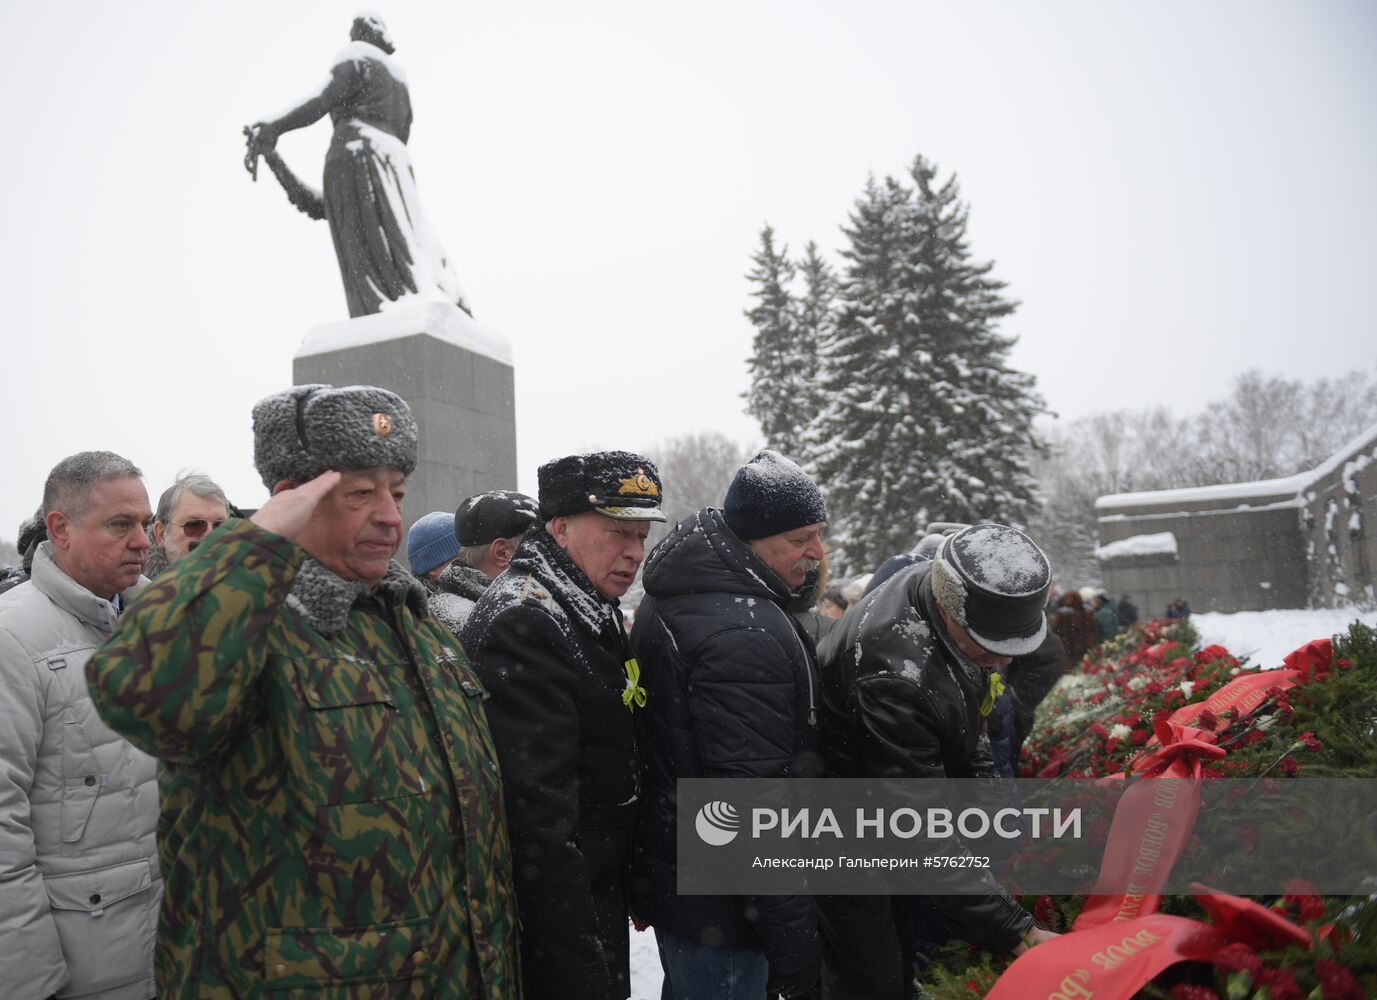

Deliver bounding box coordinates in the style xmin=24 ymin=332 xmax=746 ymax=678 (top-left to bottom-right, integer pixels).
xmin=461 ymin=525 xmax=637 ymax=1000
xmin=630 ymin=507 xmax=820 ymax=976
xmin=0 ymin=543 xmax=159 ymax=1000
xmin=428 ymin=562 xmax=491 ymax=637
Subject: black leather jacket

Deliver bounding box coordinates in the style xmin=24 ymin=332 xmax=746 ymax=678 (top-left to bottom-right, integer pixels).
xmin=817 ymin=563 xmax=1034 ymax=953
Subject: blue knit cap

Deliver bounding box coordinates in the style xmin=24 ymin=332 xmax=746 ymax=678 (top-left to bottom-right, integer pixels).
xmin=406 ymin=511 xmax=461 ymax=576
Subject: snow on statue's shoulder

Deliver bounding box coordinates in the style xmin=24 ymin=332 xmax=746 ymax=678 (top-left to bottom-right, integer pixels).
xmin=296 ymin=299 xmax=513 ymax=366
xmin=330 ymin=39 xmax=408 ymax=84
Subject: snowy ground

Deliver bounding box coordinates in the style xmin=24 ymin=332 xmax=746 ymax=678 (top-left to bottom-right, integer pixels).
xmin=629 ymin=924 xmax=664 ymax=998
xmin=1192 ymin=606 xmax=1377 ymax=670
xmin=621 ymin=605 xmax=1377 ymax=995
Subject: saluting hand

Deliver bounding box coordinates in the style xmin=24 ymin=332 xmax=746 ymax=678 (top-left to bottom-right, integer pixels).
xmin=251 ymin=471 xmax=341 ymax=541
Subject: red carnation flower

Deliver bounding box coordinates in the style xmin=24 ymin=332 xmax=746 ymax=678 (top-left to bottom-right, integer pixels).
xmin=1256 ymin=967 xmax=1304 ymax=1000
xmin=1198 ymin=707 xmax=1219 ymax=730
xmin=1130 ymin=728 xmax=1149 ymax=745
xmin=1298 ymin=731 xmax=1323 ymax=752
xmin=1279 ymin=757 xmax=1300 ymax=777
xmin=1212 ymin=942 xmax=1262 ymax=975
xmin=1315 ymin=958 xmax=1363 ymax=1000
xmin=1169 ymin=986 xmax=1220 ymax=1000
xmin=1281 ymin=879 xmax=1325 ymax=922
xmin=1236 ymin=823 xmax=1261 ymax=852
xmin=1033 ymin=894 xmax=1055 ymax=926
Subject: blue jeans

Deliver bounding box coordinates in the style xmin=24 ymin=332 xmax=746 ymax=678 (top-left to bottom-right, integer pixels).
xmin=657 ymin=930 xmax=769 ymax=1000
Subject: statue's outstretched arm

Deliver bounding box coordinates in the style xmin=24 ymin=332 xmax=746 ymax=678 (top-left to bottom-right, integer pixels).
xmin=262 ymin=150 xmax=326 ymax=220
xmin=248 ymin=66 xmax=354 ymax=152
xmin=243 ymin=64 xmax=354 ymax=184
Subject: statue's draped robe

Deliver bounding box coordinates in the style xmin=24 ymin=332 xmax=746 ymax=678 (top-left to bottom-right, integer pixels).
xmin=321 ymin=40 xmax=468 ymax=317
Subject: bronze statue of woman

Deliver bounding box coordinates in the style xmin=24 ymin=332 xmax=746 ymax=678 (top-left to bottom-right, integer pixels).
xmin=244 ymin=13 xmax=471 ymax=318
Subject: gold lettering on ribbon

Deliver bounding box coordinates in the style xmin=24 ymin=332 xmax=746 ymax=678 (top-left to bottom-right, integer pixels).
xmin=1046 ymin=968 xmax=1093 ymax=1000
xmin=1199 ymin=674 xmax=1293 ymax=720
xmin=1152 ymin=782 xmax=1180 ymax=809
xmin=1090 ymin=929 xmax=1164 ymax=972
xmin=1113 ymin=805 xmax=1178 ymax=921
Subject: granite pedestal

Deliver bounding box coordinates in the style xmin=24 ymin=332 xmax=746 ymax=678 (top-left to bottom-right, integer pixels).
xmin=293 ymin=301 xmax=517 ymax=571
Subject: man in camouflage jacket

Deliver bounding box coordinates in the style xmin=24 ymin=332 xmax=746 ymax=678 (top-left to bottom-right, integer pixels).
xmin=87 ymin=385 xmax=519 ymax=999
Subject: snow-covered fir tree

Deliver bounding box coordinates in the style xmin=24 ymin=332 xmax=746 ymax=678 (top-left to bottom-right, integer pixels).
xmin=795 ymin=240 xmax=835 ymax=421
xmin=806 ymin=156 xmax=1044 ymax=573
xmin=744 ymin=226 xmax=813 ymax=459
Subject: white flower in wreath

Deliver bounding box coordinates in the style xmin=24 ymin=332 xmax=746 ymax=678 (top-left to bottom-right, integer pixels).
xmin=1178 ymin=680 xmax=1194 ymax=699
xmin=1108 ymin=723 xmax=1133 ymax=741
xmin=1127 ymin=675 xmax=1149 ymax=692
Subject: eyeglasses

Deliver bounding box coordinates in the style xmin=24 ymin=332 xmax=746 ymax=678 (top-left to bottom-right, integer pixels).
xmin=170 ymin=518 xmax=226 ymax=538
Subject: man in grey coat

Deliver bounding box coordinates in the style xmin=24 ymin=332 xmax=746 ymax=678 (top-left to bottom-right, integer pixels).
xmin=0 ymin=451 xmax=161 ymax=1000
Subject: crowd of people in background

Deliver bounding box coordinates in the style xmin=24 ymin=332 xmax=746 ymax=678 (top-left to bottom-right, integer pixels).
xmin=0 ymin=381 xmax=1199 ymax=1000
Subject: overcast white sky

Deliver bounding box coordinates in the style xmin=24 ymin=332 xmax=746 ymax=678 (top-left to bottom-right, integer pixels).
xmin=2 ymin=1 xmax=1375 ymax=537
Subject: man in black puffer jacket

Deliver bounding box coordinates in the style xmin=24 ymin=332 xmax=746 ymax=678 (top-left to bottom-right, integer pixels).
xmin=817 ymin=523 xmax=1061 ymax=999
xmin=632 ymin=450 xmax=826 ymax=1000
xmin=462 ymin=452 xmax=665 ymax=1000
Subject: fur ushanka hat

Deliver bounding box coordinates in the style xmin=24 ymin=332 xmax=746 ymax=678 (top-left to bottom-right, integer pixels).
xmin=252 ymin=384 xmax=418 ymax=490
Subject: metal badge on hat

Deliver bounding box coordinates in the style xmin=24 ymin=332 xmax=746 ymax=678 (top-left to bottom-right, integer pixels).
xmin=618 ymin=468 xmax=659 ymax=498
xmin=372 ymin=412 xmax=393 ymax=436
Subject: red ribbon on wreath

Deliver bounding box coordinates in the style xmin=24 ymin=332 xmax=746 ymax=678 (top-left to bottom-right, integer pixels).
xmin=984 ymin=638 xmax=1333 ymax=998
xmin=986 ymin=885 xmax=1311 ymax=1000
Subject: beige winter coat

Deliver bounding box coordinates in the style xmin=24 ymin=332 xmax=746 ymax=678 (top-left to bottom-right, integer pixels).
xmin=0 ymin=543 xmax=160 ymax=1000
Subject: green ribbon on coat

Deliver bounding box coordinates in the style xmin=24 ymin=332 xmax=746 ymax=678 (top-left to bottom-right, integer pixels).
xmin=623 ymin=657 xmax=647 ymax=712
xmin=980 ymin=671 xmax=1006 ymax=717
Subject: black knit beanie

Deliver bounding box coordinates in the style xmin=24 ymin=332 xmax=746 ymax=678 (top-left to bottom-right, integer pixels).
xmin=722 ymin=450 xmax=828 ymax=541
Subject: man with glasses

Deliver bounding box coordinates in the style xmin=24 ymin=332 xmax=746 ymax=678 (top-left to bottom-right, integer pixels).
xmin=0 ymin=451 xmax=160 ymax=1000
xmin=144 ymin=472 xmax=233 ymax=578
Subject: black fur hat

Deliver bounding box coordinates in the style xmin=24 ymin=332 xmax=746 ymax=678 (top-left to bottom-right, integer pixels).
xmin=537 ymin=451 xmax=666 ymax=522
xmin=252 ymin=384 xmax=418 ymax=490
